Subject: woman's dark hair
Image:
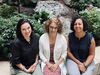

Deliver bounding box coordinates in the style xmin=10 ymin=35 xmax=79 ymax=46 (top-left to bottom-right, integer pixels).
xmin=44 ymin=17 xmax=63 ymax=33
xmin=71 ymin=16 xmax=89 ymax=32
xmin=16 ymin=19 xmax=34 ymax=39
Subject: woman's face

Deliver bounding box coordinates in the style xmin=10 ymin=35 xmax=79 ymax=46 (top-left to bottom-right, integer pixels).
xmin=74 ymin=19 xmax=84 ymax=33
xmin=21 ymin=22 xmax=32 ymax=38
xmin=49 ymin=22 xmax=58 ymax=35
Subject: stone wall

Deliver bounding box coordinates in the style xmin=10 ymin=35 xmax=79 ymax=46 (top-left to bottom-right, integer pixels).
xmin=34 ymin=1 xmax=77 ymax=35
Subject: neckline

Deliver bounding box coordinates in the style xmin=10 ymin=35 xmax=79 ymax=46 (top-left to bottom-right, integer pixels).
xmin=74 ymin=32 xmax=87 ymax=40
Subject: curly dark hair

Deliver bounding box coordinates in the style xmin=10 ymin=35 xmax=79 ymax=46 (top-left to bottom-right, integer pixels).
xmin=71 ymin=16 xmax=89 ymax=32
xmin=16 ymin=19 xmax=34 ymax=39
xmin=44 ymin=17 xmax=63 ymax=34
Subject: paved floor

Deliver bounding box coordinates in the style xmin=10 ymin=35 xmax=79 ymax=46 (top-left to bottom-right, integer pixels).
xmin=0 ymin=61 xmax=10 ymax=75
xmin=0 ymin=46 xmax=100 ymax=75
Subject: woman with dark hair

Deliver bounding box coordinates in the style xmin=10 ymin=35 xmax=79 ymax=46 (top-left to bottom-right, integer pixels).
xmin=39 ymin=17 xmax=67 ymax=75
xmin=10 ymin=19 xmax=43 ymax=75
xmin=66 ymin=16 xmax=95 ymax=75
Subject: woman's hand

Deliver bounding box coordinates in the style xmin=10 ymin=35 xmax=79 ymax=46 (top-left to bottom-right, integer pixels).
xmin=46 ymin=62 xmax=53 ymax=69
xmin=78 ymin=63 xmax=87 ymax=73
xmin=27 ymin=63 xmax=37 ymax=72
xmin=51 ymin=63 xmax=59 ymax=71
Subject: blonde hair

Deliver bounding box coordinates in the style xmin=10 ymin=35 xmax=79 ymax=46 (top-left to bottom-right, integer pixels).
xmin=44 ymin=17 xmax=63 ymax=33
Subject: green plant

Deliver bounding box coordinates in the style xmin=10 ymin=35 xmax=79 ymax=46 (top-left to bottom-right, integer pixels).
xmin=0 ymin=10 xmax=50 ymax=59
xmin=80 ymin=7 xmax=100 ymax=40
xmin=71 ymin=0 xmax=94 ymax=12
xmin=34 ymin=10 xmax=50 ymax=23
xmin=0 ymin=4 xmax=16 ymax=18
xmin=92 ymin=0 xmax=100 ymax=8
xmin=6 ymin=0 xmax=38 ymax=6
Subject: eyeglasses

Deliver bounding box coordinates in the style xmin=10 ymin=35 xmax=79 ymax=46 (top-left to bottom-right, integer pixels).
xmin=49 ymin=26 xmax=58 ymax=29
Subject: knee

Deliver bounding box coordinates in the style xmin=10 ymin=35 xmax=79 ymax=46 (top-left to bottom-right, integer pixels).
xmin=68 ymin=71 xmax=80 ymax=75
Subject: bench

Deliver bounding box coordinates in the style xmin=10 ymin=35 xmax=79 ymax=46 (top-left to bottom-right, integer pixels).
xmin=93 ymin=46 xmax=100 ymax=75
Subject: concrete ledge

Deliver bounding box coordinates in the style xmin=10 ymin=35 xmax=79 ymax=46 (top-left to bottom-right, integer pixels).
xmin=93 ymin=63 xmax=100 ymax=75
xmin=93 ymin=46 xmax=100 ymax=75
xmin=0 ymin=61 xmax=10 ymax=75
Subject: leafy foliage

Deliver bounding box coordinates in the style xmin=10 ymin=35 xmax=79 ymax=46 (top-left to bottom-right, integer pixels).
xmin=34 ymin=11 xmax=50 ymax=23
xmin=70 ymin=0 xmax=97 ymax=12
xmin=92 ymin=0 xmax=100 ymax=8
xmin=0 ymin=5 xmax=50 ymax=59
xmin=0 ymin=4 xmax=16 ymax=18
xmin=7 ymin=0 xmax=38 ymax=6
xmin=80 ymin=7 xmax=100 ymax=40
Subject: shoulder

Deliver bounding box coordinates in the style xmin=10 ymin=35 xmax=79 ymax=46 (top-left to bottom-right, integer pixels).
xmin=39 ymin=33 xmax=48 ymax=40
xmin=13 ymin=39 xmax=21 ymax=45
xmin=86 ymin=32 xmax=95 ymax=43
xmin=57 ymin=34 xmax=67 ymax=43
xmin=86 ymin=32 xmax=93 ymax=40
xmin=31 ymin=33 xmax=39 ymax=40
xmin=68 ymin=32 xmax=74 ymax=40
xmin=10 ymin=39 xmax=21 ymax=48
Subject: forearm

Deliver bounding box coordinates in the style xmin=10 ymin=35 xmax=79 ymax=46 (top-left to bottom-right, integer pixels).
xmin=30 ymin=55 xmax=39 ymax=68
xmin=68 ymin=51 xmax=82 ymax=65
xmin=84 ymin=55 xmax=95 ymax=67
xmin=84 ymin=38 xmax=95 ymax=67
xmin=56 ymin=57 xmax=64 ymax=65
xmin=16 ymin=64 xmax=27 ymax=71
xmin=35 ymin=55 xmax=39 ymax=64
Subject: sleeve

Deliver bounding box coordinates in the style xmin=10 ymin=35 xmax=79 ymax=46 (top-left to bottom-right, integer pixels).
xmin=10 ymin=40 xmax=21 ymax=65
xmin=61 ymin=35 xmax=67 ymax=60
xmin=34 ymin=35 xmax=39 ymax=55
xmin=39 ymin=37 xmax=48 ymax=63
xmin=88 ymin=33 xmax=93 ymax=45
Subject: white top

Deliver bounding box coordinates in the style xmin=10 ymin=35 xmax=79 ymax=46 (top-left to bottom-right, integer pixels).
xmin=39 ymin=33 xmax=67 ymax=75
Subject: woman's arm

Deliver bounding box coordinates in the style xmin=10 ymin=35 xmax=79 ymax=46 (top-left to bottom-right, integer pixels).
xmin=51 ymin=35 xmax=67 ymax=71
xmin=67 ymin=37 xmax=82 ymax=65
xmin=68 ymin=47 xmax=87 ymax=72
xmin=68 ymin=48 xmax=83 ymax=65
xmin=28 ymin=55 xmax=39 ymax=72
xmin=84 ymin=38 xmax=95 ymax=67
xmin=16 ymin=64 xmax=27 ymax=72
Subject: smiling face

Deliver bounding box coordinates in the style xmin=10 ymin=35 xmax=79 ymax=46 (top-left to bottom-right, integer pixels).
xmin=21 ymin=22 xmax=32 ymax=38
xmin=74 ymin=18 xmax=84 ymax=33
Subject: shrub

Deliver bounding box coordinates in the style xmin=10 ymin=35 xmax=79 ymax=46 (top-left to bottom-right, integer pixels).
xmin=0 ymin=9 xmax=50 ymax=59
xmin=80 ymin=7 xmax=100 ymax=40
xmin=71 ymin=0 xmax=92 ymax=11
xmin=92 ymin=0 xmax=100 ymax=8
xmin=34 ymin=10 xmax=50 ymax=24
xmin=7 ymin=0 xmax=38 ymax=6
xmin=0 ymin=4 xmax=16 ymax=18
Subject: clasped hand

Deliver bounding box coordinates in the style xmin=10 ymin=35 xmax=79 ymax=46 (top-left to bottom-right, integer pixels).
xmin=47 ymin=62 xmax=59 ymax=72
xmin=24 ymin=63 xmax=37 ymax=73
xmin=78 ymin=63 xmax=87 ymax=73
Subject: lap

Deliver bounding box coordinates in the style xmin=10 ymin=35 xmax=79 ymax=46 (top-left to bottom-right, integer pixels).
xmin=43 ymin=65 xmax=61 ymax=75
xmin=66 ymin=59 xmax=80 ymax=75
xmin=82 ymin=61 xmax=95 ymax=75
xmin=11 ymin=63 xmax=43 ymax=75
xmin=14 ymin=69 xmax=31 ymax=75
xmin=32 ymin=63 xmax=43 ymax=75
xmin=66 ymin=59 xmax=95 ymax=75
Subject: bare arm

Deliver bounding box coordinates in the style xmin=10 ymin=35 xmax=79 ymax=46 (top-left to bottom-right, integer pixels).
xmin=28 ymin=55 xmax=39 ymax=72
xmin=84 ymin=38 xmax=95 ymax=67
xmin=16 ymin=64 xmax=27 ymax=72
xmin=67 ymin=37 xmax=82 ymax=65
xmin=68 ymin=48 xmax=83 ymax=65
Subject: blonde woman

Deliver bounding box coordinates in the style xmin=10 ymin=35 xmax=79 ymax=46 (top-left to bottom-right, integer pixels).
xmin=39 ymin=17 xmax=67 ymax=75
